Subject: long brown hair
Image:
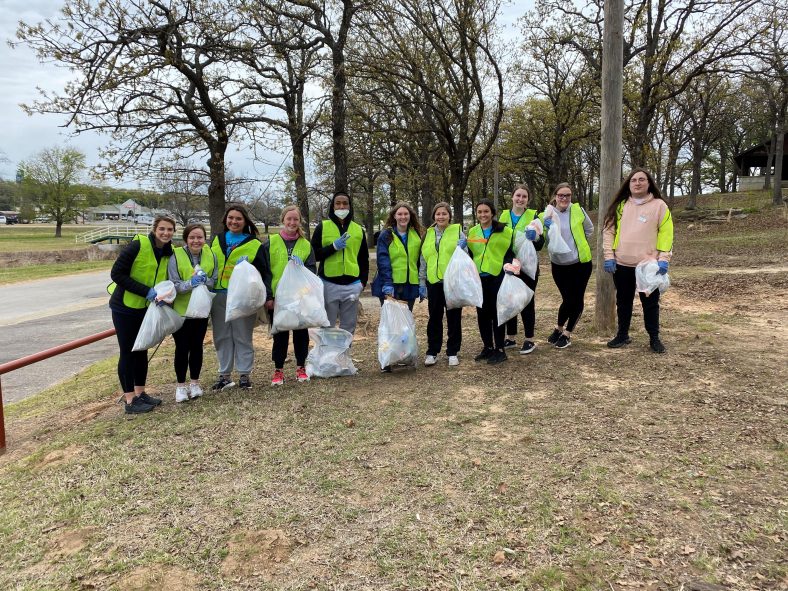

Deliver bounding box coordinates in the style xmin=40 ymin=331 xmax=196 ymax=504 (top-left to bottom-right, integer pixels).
xmin=430 ymin=201 xmax=452 ymax=226
xmin=279 ymin=205 xmax=306 ymax=239
xmin=603 ymin=168 xmax=663 ymax=230
xmin=152 ymin=215 xmax=176 ymax=233
xmin=549 ymin=182 xmax=572 ymax=207
xmin=222 ymin=203 xmax=259 ymax=237
xmin=385 ymin=202 xmax=424 ymax=239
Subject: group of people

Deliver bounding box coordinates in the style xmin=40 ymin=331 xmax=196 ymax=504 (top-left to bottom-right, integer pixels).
xmin=110 ymin=168 xmax=673 ymax=414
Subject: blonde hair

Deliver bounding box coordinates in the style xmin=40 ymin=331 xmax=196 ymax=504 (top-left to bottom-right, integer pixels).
xmin=280 ymin=205 xmax=306 ymax=238
xmin=152 ymin=215 xmax=176 ymax=232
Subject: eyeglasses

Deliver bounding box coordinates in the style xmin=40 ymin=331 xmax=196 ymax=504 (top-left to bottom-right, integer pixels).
xmin=556 ymin=193 xmax=571 ymax=198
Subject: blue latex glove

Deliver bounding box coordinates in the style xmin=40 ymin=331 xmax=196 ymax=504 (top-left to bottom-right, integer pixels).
xmin=190 ymin=274 xmax=207 ymax=286
xmin=525 ymin=228 xmax=537 ymax=241
xmin=657 ymin=261 xmax=669 ymax=275
xmin=382 ymin=285 xmax=394 ymax=297
xmin=543 ymin=218 xmax=553 ymax=230
xmin=333 ymin=232 xmax=350 ymax=250
xmin=237 ymin=255 xmax=248 ymax=263
xmin=289 ymin=254 xmax=303 ymax=266
xmin=457 ymin=237 xmax=467 ymax=249
xmin=604 ymin=259 xmax=617 ymax=274
xmin=146 ymin=288 xmax=157 ymax=302
xmin=419 ymin=285 xmax=427 ymax=302
xmin=156 ymin=299 xmax=167 ymax=307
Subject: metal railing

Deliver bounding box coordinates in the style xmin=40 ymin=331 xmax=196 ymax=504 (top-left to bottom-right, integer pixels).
xmin=0 ymin=328 xmax=117 ymax=453
xmin=75 ymin=226 xmax=152 ymax=243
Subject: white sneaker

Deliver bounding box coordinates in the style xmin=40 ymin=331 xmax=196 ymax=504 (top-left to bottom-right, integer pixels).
xmin=189 ymin=383 xmax=203 ymax=399
xmin=424 ymin=355 xmax=437 ymax=366
xmin=448 ymin=356 xmax=459 ymax=366
xmin=175 ymin=386 xmax=189 ymax=403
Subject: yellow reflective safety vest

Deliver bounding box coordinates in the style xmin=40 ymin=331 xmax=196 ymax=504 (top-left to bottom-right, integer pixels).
xmin=269 ymin=234 xmax=312 ymax=296
xmin=387 ymin=228 xmax=422 ymax=285
xmin=172 ymin=246 xmax=215 ymax=315
xmin=499 ymin=209 xmax=537 ymax=234
xmin=566 ymin=203 xmax=592 ymax=263
xmin=467 ymin=225 xmax=512 ymax=275
xmin=107 ymin=234 xmax=170 ymax=309
xmin=211 ymin=235 xmax=262 ymax=289
xmin=320 ymin=220 xmax=364 ymax=278
xmin=421 ymin=224 xmax=461 ymax=283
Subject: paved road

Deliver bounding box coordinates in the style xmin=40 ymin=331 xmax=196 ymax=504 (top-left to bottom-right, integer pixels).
xmin=0 ymin=270 xmax=115 ymax=404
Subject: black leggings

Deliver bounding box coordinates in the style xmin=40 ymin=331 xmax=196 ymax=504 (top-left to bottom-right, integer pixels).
xmin=476 ymin=274 xmax=505 ymax=351
xmin=550 ymin=261 xmax=592 ymax=332
xmin=613 ymin=265 xmax=661 ymax=338
xmin=272 ymin=328 xmax=310 ymax=369
xmin=426 ymin=281 xmax=462 ymax=356
xmin=172 ymin=318 xmax=209 ymax=383
xmin=112 ymin=308 xmax=148 ymax=393
xmin=505 ymin=267 xmax=539 ymax=339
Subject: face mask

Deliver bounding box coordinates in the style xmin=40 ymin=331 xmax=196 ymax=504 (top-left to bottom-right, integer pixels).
xmin=334 ymin=208 xmax=350 ymax=220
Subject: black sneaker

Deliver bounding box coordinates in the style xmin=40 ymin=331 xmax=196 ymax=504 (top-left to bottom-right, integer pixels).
xmin=137 ymin=391 xmax=162 ymax=406
xmin=238 ymin=375 xmax=252 ymax=389
xmin=554 ymin=334 xmax=571 ymax=349
xmin=650 ymin=337 xmax=666 ymax=354
xmin=474 ymin=348 xmax=494 ymax=361
xmin=547 ymin=329 xmax=562 ymax=345
xmin=212 ymin=376 xmax=235 ymax=391
xmin=503 ymin=339 xmax=517 ymax=349
xmin=487 ymin=349 xmax=507 ymax=365
xmin=520 ymin=341 xmax=536 ymax=355
xmin=607 ymin=334 xmax=632 ymax=348
xmin=380 ymin=365 xmax=392 ymax=373
xmin=124 ymin=396 xmax=155 ymax=415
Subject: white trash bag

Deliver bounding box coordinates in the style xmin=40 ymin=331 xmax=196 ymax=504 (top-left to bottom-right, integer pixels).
xmin=514 ymin=230 xmax=539 ymax=280
xmin=184 ymin=285 xmax=215 ymax=319
xmin=305 ymin=328 xmax=358 ymax=378
xmin=377 ymin=299 xmax=419 ymax=369
xmin=635 ymin=259 xmax=670 ymax=296
xmin=132 ymin=281 xmax=185 ymax=351
xmin=225 ymin=260 xmax=266 ymax=322
xmin=496 ymin=273 xmax=534 ymax=326
xmin=544 ymin=205 xmax=571 ymax=255
xmin=443 ymin=246 xmax=483 ymax=309
xmin=271 ymin=261 xmax=330 ymax=334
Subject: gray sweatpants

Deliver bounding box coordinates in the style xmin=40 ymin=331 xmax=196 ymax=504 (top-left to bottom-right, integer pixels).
xmin=211 ymin=291 xmax=256 ymax=375
xmin=323 ymin=280 xmax=364 ymax=334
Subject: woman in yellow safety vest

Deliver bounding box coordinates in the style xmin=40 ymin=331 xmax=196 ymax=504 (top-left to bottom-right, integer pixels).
xmin=167 ymin=223 xmax=217 ymax=403
xmin=499 ymin=184 xmax=545 ymax=355
xmin=260 ymin=205 xmax=316 ymax=386
xmin=109 ymin=215 xmax=175 ymax=414
xmin=602 ymin=168 xmax=674 ymax=354
xmin=467 ymin=199 xmax=519 ymax=365
xmin=209 ymin=204 xmax=268 ymax=391
xmin=543 ymin=182 xmax=594 ymax=350
xmin=418 ymin=201 xmax=467 ymax=367
xmin=371 ymin=202 xmax=424 ymax=309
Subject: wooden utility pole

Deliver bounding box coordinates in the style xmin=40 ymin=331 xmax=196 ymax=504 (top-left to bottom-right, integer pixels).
xmin=594 ymin=0 xmax=624 ymax=332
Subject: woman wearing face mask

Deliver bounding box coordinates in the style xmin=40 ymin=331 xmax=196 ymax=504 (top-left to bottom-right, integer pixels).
xmin=499 ymin=184 xmax=545 ymax=354
xmin=310 ymin=191 xmax=369 ymax=334
xmin=209 ymin=204 xmax=268 ymax=391
xmin=603 ymin=168 xmax=673 ymax=353
xmin=168 ymin=223 xmax=218 ymax=402
xmin=467 ymin=199 xmax=519 ymax=365
xmin=418 ymin=202 xmax=467 ymax=367
xmin=260 ymin=205 xmax=317 ymax=386
xmin=108 ymin=215 xmax=176 ymax=414
xmin=543 ymin=183 xmax=594 ymax=349
xmin=372 ymin=202 xmax=424 ymax=311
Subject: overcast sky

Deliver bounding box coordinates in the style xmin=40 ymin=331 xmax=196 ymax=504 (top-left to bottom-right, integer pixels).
xmin=0 ymin=0 xmax=527 ymax=191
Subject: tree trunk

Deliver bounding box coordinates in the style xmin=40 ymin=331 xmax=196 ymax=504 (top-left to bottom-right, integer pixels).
xmin=290 ymin=130 xmax=310 ymax=239
xmin=450 ymin=165 xmax=465 ymax=225
xmin=764 ymin=131 xmax=776 ymax=190
xmin=389 ymin=166 xmax=397 ymax=207
xmin=332 ymin=45 xmax=348 ymax=193
xmin=687 ymin=142 xmax=703 ymax=210
xmin=594 ymin=0 xmax=623 ymax=334
xmin=773 ymin=128 xmax=785 ymax=205
xmin=207 ymin=150 xmax=227 ymax=237
xmin=364 ymin=176 xmax=375 ymax=247
xmin=55 ymin=219 xmax=63 ymax=238
xmin=718 ymin=144 xmax=727 ymax=193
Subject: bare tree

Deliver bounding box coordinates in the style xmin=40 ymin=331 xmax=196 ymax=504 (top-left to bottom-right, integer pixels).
xmin=155 ymin=160 xmax=209 ymax=226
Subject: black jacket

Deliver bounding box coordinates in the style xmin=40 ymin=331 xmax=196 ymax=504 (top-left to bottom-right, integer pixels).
xmin=310 ymin=196 xmax=369 ymax=286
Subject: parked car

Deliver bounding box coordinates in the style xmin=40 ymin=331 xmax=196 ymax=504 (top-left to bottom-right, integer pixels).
xmin=0 ymin=215 xmax=6 ymax=225
xmin=134 ymin=215 xmax=155 ymax=225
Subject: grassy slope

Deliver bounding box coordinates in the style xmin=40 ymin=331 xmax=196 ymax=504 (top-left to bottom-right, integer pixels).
xmin=0 ymin=192 xmax=786 ymax=591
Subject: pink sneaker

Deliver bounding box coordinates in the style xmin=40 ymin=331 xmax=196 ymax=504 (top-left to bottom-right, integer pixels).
xmin=296 ymin=366 xmax=310 ymax=383
xmin=271 ymin=369 xmax=284 ymax=386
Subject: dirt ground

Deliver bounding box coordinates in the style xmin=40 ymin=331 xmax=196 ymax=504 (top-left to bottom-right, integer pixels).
xmin=0 ymin=200 xmax=786 ymax=590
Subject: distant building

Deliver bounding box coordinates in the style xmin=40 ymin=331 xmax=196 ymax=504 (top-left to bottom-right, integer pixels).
xmin=85 ymin=199 xmax=165 ymax=222
xmin=734 ymin=137 xmax=788 ymax=190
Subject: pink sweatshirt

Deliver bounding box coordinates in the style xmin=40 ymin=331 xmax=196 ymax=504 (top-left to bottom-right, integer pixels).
xmin=603 ymin=194 xmax=672 ymax=267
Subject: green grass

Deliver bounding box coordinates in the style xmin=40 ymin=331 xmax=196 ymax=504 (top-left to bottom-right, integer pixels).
xmin=0 ymin=260 xmax=112 ymax=284
xmin=0 ymin=224 xmax=97 ymax=252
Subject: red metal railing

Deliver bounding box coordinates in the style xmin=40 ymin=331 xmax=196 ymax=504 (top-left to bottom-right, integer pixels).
xmin=0 ymin=328 xmax=117 ymax=453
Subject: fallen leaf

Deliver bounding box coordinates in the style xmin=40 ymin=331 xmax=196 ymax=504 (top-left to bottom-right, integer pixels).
xmin=681 ymin=545 xmax=696 ymax=555
xmin=497 ymin=482 xmax=508 ymax=493
xmin=591 ymin=535 xmax=606 ymax=546
xmin=344 ymin=419 xmax=355 ymax=428
xmin=471 ymin=458 xmax=481 ymax=467
xmin=492 ymin=551 xmax=505 ymax=564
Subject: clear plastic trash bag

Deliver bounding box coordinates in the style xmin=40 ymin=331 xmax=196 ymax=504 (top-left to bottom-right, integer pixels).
xmin=635 ymin=259 xmax=670 ymax=296
xmin=271 ymin=261 xmax=330 ymax=334
xmin=377 ymin=299 xmax=419 ymax=369
xmin=544 ymin=206 xmax=571 ymax=255
xmin=133 ymin=303 xmax=185 ymax=351
xmin=496 ymin=273 xmax=534 ymax=326
xmin=305 ymin=327 xmax=358 ymax=378
xmin=225 ymin=260 xmax=266 ymax=322
xmin=184 ymin=284 xmax=215 ymax=319
xmin=514 ymin=231 xmax=539 ymax=280
xmin=443 ymin=246 xmax=483 ymax=309
xmin=154 ymin=280 xmax=177 ymax=304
